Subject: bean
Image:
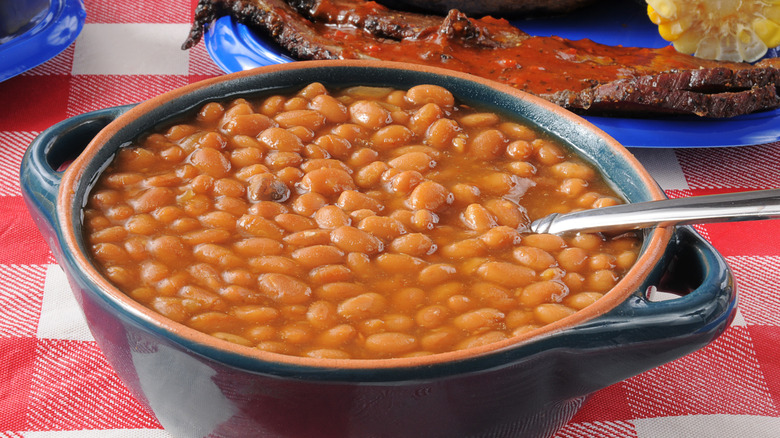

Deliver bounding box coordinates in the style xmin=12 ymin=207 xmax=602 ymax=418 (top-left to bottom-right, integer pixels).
xmin=197 ymin=102 xmax=225 ymax=124
xmin=476 ymin=261 xmax=535 ymax=288
xmin=556 ymin=247 xmax=588 ymax=272
xmin=522 ymin=233 xmax=567 ymax=252
xmin=274 ymin=109 xmax=326 ymax=131
xmin=558 ymin=178 xmax=588 ymax=197
xmin=418 ymin=263 xmax=457 ymax=285
xmin=616 ymin=250 xmax=638 ymax=271
xmin=506 ymin=161 xmax=537 ymax=177
xmin=258 ymin=273 xmax=312 ymax=305
xmin=309 ymin=94 xmax=348 ymax=123
xmin=276 ymin=166 xmax=304 ymax=188
xmin=472 ymin=282 xmax=516 ymax=311
xmin=300 ymin=158 xmax=352 ymax=174
xmin=480 ymin=226 xmax=521 ymax=249
xmin=570 ymin=233 xmax=604 ymax=251
xmin=355 ymin=161 xmax=389 ymax=189
xmin=220 ymin=269 xmax=253 ymax=288
xmin=284 ymin=229 xmax=331 ymax=246
xmin=589 ymin=253 xmax=617 ymax=270
xmin=468 ymin=129 xmax=506 ymax=160
xmin=389 ymin=171 xmax=424 ymax=195
xmin=314 ymin=205 xmax=351 ymax=229
xmin=147 ymin=235 xmax=188 ymax=265
xmin=390 ymin=233 xmax=436 ymax=257
xmin=258 ymin=127 xmax=304 ymax=152
xmin=358 ymin=216 xmax=405 ymax=240
xmin=420 ymin=327 xmax=461 ymax=352
xmin=301 ymin=168 xmax=355 ymax=196
xmin=188 ymin=312 xmax=239 ymax=333
xmin=348 ymin=148 xmax=380 ymax=168
xmin=249 ymin=256 xmax=301 ymax=275
xmin=274 ymin=213 xmax=316 ymax=232
xmin=222 ymin=113 xmax=273 ymax=136
xmin=430 ymin=282 xmax=466 ymax=303
xmin=534 ymin=139 xmax=566 ymax=165
xmin=330 ymin=226 xmax=384 ymax=254
xmin=518 ymin=280 xmax=569 ymax=307
xmin=292 ymin=192 xmax=328 ymax=217
xmin=291 ymin=245 xmax=346 ymax=268
xmin=264 ymin=151 xmax=303 ymax=171
xmin=505 ymin=140 xmax=534 ymax=160
xmin=406 ymin=84 xmax=454 ymax=108
xmin=189 ymin=148 xmax=231 ymax=178
xmin=586 ymin=269 xmax=618 ymax=292
xmin=233 ymin=237 xmax=283 ymax=257
xmin=338 ymin=292 xmax=387 ymax=320
xmin=309 ymin=264 xmax=353 ymax=284
xmin=130 ymin=187 xmax=175 ymax=214
xmin=440 ymin=238 xmax=487 ymax=259
xmin=408 ymin=103 xmax=443 ymax=135
xmin=371 ymin=125 xmax=414 ymax=151
xmin=453 ymin=308 xmax=504 ymax=332
xmin=375 ymin=253 xmax=427 ymax=274
xmin=407 ymin=181 xmax=452 ymax=211
xmin=237 ymin=215 xmax=284 ymax=239
xmin=317 ymin=324 xmax=357 ymax=348
xmin=349 ymin=100 xmax=391 ymax=129
xmin=388 ymin=151 xmax=435 ymax=173
xmin=194 ymin=243 xmax=243 ymax=269
xmin=90 ymin=226 xmax=128 ymax=244
xmin=425 ymin=118 xmax=461 ymax=150
xmin=344 ymin=252 xmax=372 ymax=279
xmin=116 ymin=147 xmax=156 ymax=171
xmin=314 ymin=282 xmax=365 ymax=301
xmin=415 ymin=305 xmax=449 ymax=328
xmin=235 ymin=163 xmax=271 ymax=182
xmin=534 ymin=303 xmax=577 ymax=325
xmin=336 ymin=190 xmax=383 ymax=213
xmin=513 ymin=246 xmax=557 ymax=271
xmin=91 ymin=243 xmax=129 ymax=265
xmin=364 ymin=332 xmax=417 ymax=356
xmin=314 ymin=134 xmax=353 ymax=159
xmin=248 ymin=201 xmax=286 ymax=219
xmin=150 ymin=297 xmax=189 ymax=322
xmin=462 ymin=204 xmax=496 ymax=231
xmin=564 ymin=292 xmax=604 ymax=310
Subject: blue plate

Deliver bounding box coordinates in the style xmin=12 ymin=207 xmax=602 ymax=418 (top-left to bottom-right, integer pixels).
xmin=203 ymin=1 xmax=780 ymax=148
xmin=0 ymin=0 xmax=86 ymax=82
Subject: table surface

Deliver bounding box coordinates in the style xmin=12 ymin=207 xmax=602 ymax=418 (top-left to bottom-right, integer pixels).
xmin=2 ymin=1 xmax=780 ymax=437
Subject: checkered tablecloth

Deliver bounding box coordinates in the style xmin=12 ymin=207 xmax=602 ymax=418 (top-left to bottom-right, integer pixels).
xmin=2 ymin=1 xmax=780 ymax=437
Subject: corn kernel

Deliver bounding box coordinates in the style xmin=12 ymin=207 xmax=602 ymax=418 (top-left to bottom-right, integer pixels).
xmin=647 ymin=0 xmax=677 ymax=19
xmin=646 ymin=0 xmax=780 ymax=62
xmin=754 ymin=18 xmax=780 ymax=49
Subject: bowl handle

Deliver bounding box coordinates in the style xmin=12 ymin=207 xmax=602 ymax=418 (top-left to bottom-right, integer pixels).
xmin=571 ymin=225 xmax=736 ymax=351
xmin=20 ymin=105 xmax=134 ymax=227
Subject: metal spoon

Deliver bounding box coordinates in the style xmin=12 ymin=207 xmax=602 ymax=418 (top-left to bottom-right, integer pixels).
xmin=529 ymin=188 xmax=780 ymax=235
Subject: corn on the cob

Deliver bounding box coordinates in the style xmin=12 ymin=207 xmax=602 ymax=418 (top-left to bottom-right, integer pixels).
xmin=646 ymin=0 xmax=780 ymax=62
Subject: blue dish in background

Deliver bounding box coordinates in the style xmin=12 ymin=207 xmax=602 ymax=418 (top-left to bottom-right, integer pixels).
xmin=203 ymin=0 xmax=780 ymax=148
xmin=0 ymin=0 xmax=86 ymax=82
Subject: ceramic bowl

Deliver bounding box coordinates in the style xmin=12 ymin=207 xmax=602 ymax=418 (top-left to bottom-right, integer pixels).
xmin=21 ymin=60 xmax=736 ymax=438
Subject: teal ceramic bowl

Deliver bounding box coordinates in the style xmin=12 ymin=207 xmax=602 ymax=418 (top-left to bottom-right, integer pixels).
xmin=20 ymin=60 xmax=736 ymax=438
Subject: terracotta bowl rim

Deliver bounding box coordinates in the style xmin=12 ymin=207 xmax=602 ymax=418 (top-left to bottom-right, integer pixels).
xmin=57 ymin=59 xmax=672 ymax=371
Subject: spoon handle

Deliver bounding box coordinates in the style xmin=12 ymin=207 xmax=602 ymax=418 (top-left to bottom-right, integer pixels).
xmin=529 ymin=188 xmax=780 ymax=235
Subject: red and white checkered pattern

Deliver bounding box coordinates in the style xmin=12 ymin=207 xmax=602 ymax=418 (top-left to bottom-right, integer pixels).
xmin=2 ymin=1 xmax=780 ymax=436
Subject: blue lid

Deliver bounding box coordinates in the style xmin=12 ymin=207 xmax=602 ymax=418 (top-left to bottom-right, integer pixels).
xmin=0 ymin=0 xmax=86 ymax=82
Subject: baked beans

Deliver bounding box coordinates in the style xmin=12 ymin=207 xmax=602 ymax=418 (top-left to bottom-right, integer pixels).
xmin=83 ymin=83 xmax=642 ymax=359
